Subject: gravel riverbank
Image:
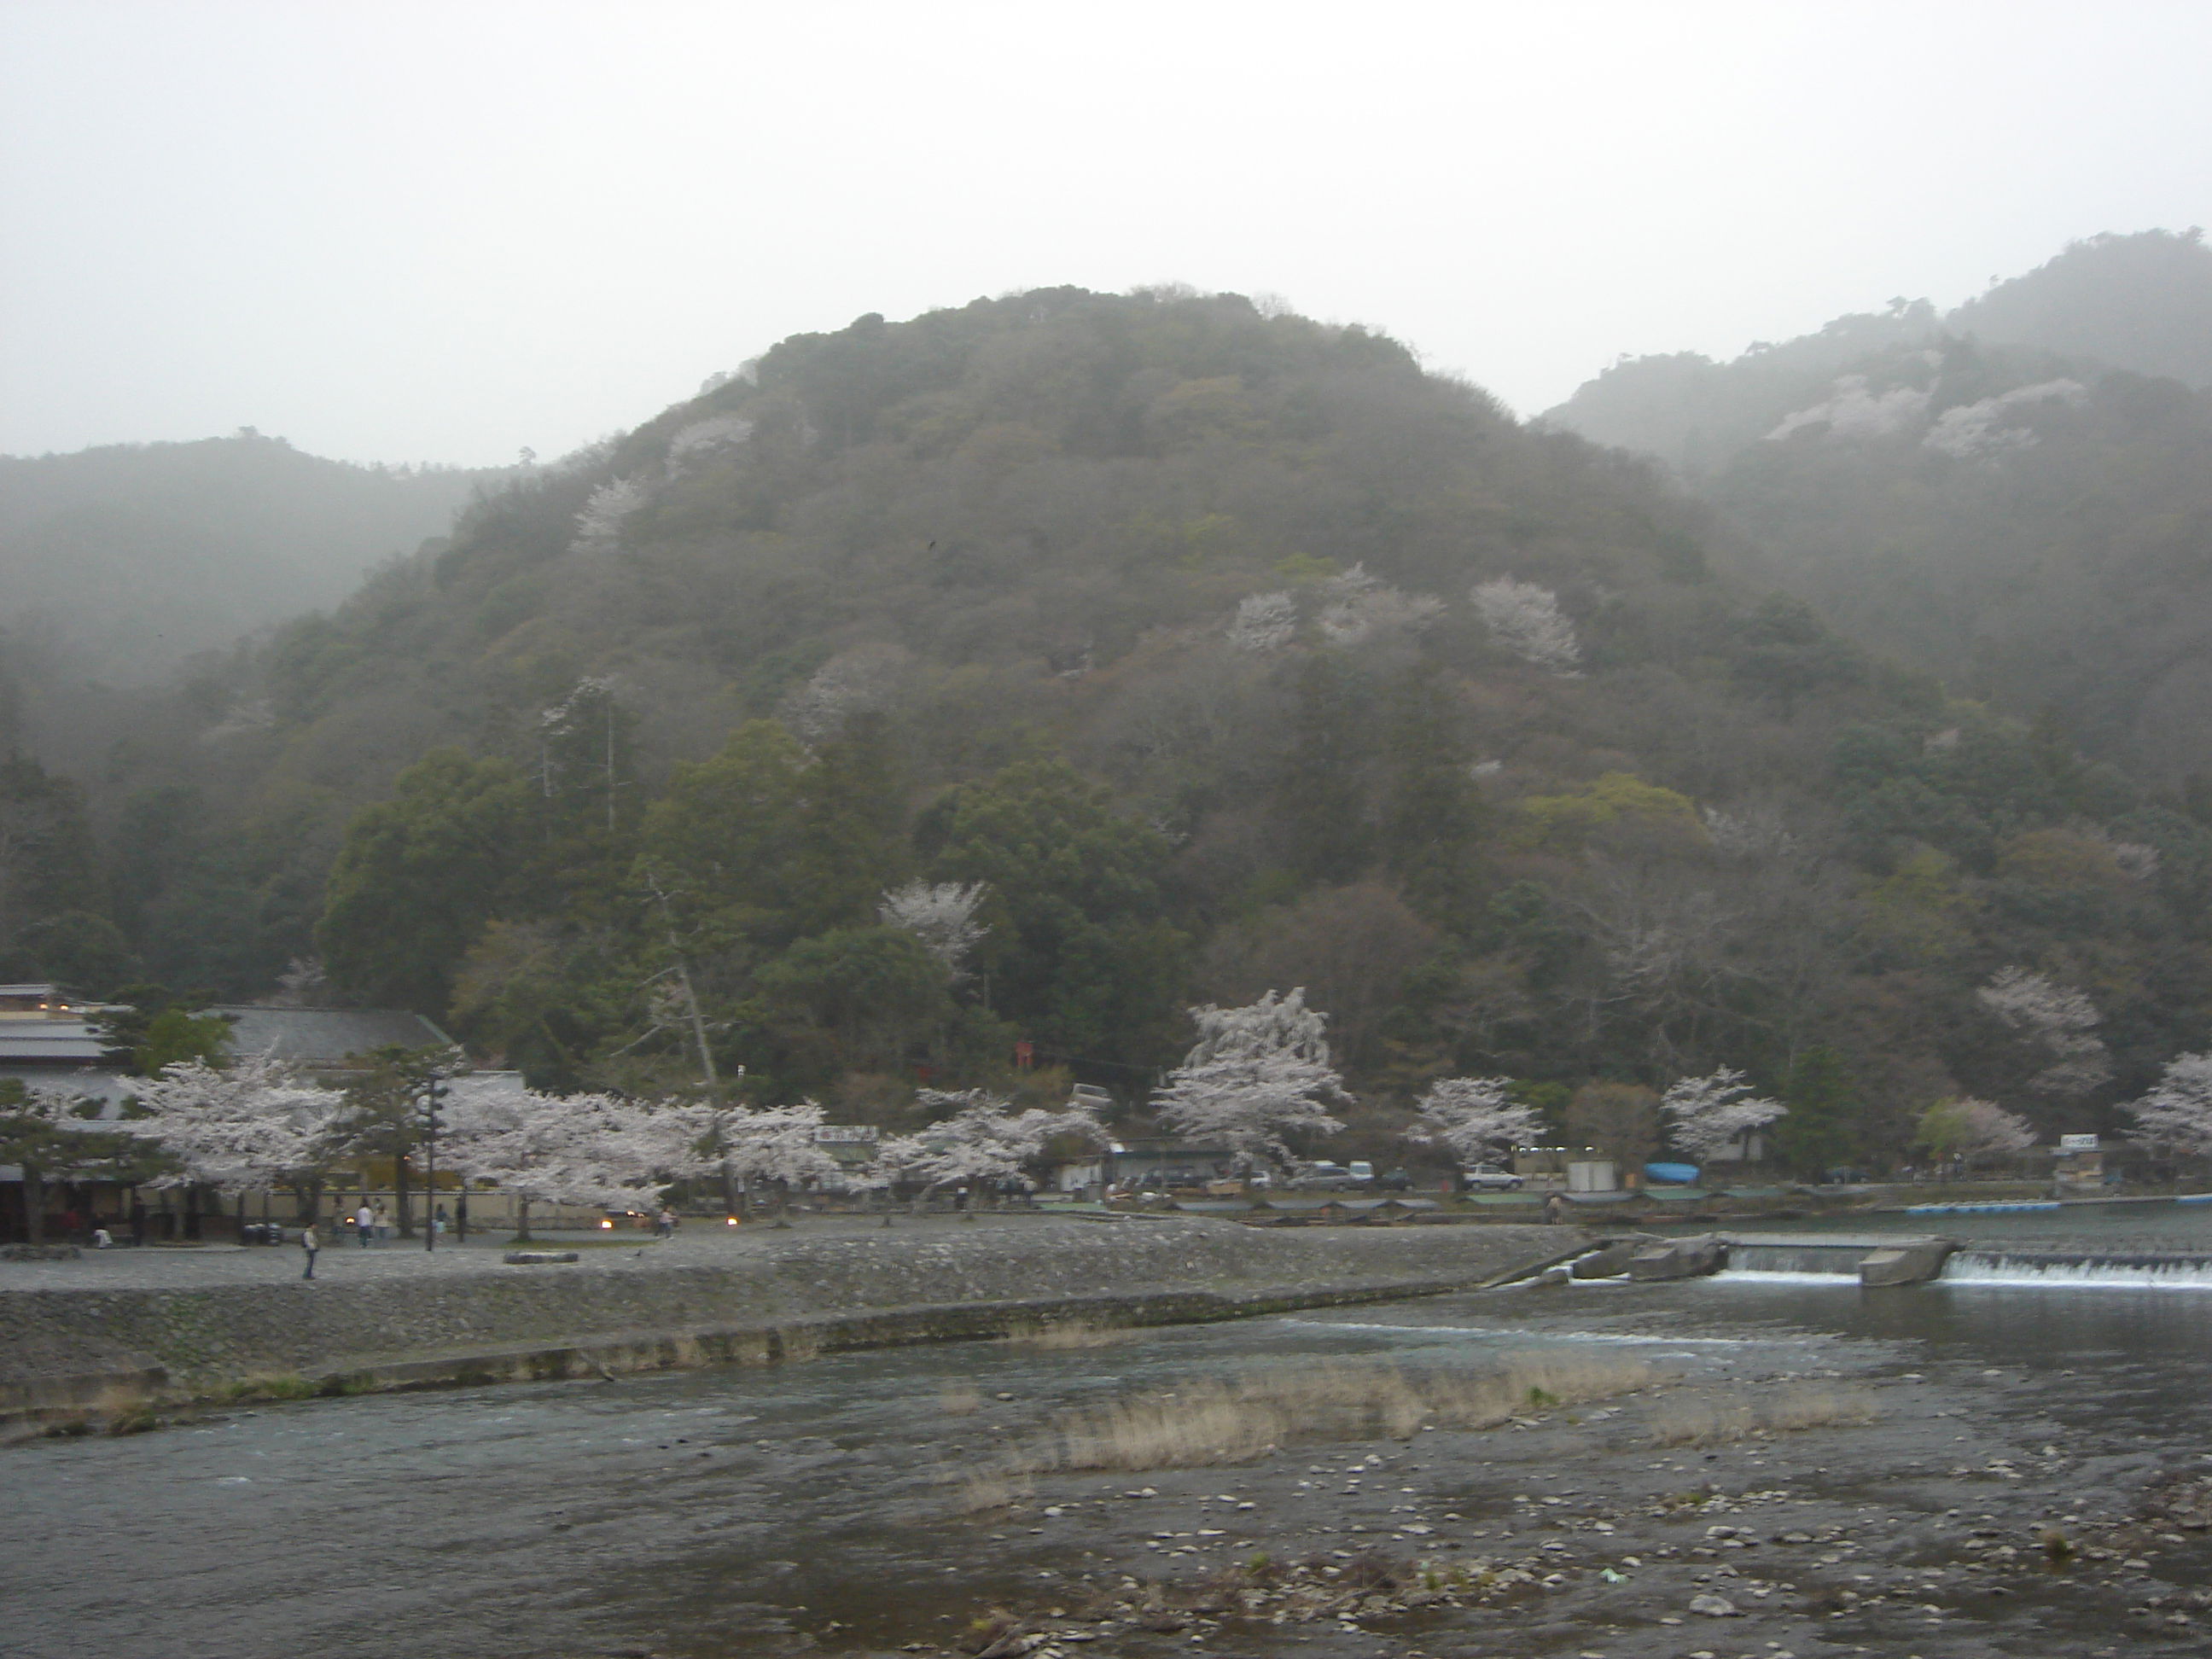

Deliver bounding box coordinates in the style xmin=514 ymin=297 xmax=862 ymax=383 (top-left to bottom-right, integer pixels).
xmin=886 ymin=1282 xmax=2209 ymax=1659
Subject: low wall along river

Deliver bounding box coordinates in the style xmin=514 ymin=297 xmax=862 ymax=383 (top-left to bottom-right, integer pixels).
xmin=0 ymin=1215 xmax=1562 ymax=1417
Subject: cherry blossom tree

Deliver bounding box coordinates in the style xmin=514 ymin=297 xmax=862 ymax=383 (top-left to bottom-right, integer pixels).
xmin=1661 ymin=1067 xmax=1787 ymax=1162
xmin=665 ymin=414 xmax=754 ymax=473
xmin=2128 ymin=1052 xmax=2212 ymax=1158
xmin=878 ymin=880 xmax=991 ymax=978
xmin=1226 ymin=591 xmax=1296 ymax=653
xmin=1976 ymin=966 xmax=2112 ymax=1097
xmin=442 ymin=1080 xmax=677 ymax=1239
xmin=1317 ymin=562 xmax=1445 ymax=647
xmin=1470 ymin=577 xmax=1580 ymax=674
xmin=570 ymin=474 xmax=651 ymax=554
xmin=125 ymin=1052 xmax=351 ymax=1221
xmin=1152 ymin=988 xmax=1348 ymax=1176
xmin=781 ymin=644 xmax=909 ymax=742
xmin=1409 ymin=1076 xmax=1544 ymax=1167
xmin=878 ymin=1088 xmax=1107 ymax=1213
xmin=1225 ymin=572 xmax=1442 ymax=653
xmin=1913 ymin=1097 xmax=2037 ymax=1168
xmin=696 ymin=1099 xmax=851 ymax=1221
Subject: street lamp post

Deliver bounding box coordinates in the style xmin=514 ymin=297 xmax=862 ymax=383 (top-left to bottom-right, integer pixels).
xmin=414 ymin=1074 xmax=450 ymax=1252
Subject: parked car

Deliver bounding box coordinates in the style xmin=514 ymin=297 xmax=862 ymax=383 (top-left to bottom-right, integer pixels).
xmin=1460 ymin=1165 xmax=1524 ymax=1190
xmin=1131 ymin=1167 xmax=1209 ymax=1191
xmin=1289 ymin=1161 xmax=1362 ymax=1192
xmin=1373 ymin=1167 xmax=1414 ymax=1192
xmin=1347 ymin=1160 xmax=1376 ymax=1185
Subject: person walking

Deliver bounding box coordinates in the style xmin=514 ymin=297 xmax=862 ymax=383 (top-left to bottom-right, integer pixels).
xmin=373 ymin=1201 xmax=390 ymax=1243
xmin=301 ymin=1222 xmax=321 ymax=1280
xmin=354 ymin=1202 xmax=375 ymax=1248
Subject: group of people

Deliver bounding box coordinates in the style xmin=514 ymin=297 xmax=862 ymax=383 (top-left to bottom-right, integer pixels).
xmin=340 ymin=1201 xmax=455 ymax=1245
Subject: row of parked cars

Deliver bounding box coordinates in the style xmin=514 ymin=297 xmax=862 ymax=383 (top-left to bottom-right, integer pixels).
xmin=1285 ymin=1160 xmax=1528 ymax=1192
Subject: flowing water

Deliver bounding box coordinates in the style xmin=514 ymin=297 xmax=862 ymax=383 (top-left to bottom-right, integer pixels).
xmin=11 ymin=1202 xmax=2212 ymax=1658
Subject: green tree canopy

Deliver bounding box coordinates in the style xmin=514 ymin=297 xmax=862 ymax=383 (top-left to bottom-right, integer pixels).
xmin=318 ymin=749 xmax=529 ymax=1012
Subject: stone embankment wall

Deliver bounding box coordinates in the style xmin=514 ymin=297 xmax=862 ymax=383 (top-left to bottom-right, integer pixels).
xmin=0 ymin=1220 xmax=1562 ymax=1417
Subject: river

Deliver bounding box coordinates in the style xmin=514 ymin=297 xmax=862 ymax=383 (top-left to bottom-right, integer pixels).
xmin=9 ymin=1202 xmax=2212 ymax=1658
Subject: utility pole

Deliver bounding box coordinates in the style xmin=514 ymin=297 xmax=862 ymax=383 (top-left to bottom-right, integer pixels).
xmin=645 ymin=873 xmax=742 ymax=1215
xmin=414 ymin=1073 xmax=450 ymax=1252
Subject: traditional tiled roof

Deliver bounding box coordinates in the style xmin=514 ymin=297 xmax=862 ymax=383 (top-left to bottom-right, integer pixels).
xmin=0 ymin=1019 xmax=109 ymax=1063
xmin=213 ymin=1005 xmax=452 ymax=1066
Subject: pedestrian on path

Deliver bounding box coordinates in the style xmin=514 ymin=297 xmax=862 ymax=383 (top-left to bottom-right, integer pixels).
xmin=373 ymin=1202 xmax=390 ymax=1243
xmin=355 ymin=1202 xmax=375 ymax=1247
xmin=301 ymin=1223 xmax=321 ymax=1280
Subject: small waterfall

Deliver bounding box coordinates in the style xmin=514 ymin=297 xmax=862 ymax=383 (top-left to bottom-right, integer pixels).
xmin=1723 ymin=1243 xmax=1867 ymax=1278
xmin=1943 ymin=1249 xmax=2212 ymax=1289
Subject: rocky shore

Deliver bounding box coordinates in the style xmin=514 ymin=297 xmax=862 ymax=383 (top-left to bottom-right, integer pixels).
xmin=888 ymin=1288 xmax=2209 ymax=1659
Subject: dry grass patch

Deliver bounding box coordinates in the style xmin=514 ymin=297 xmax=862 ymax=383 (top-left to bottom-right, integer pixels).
xmin=1004 ymin=1351 xmax=1660 ymax=1475
xmin=940 ymin=1380 xmax=984 ymax=1416
xmin=1005 ymin=1320 xmax=1138 ymax=1351
xmin=957 ymin=1469 xmax=1033 ymax=1513
xmin=1761 ymin=1384 xmax=1878 ymax=1432
xmin=1648 ymin=1383 xmax=1877 ymax=1447
xmin=1646 ymin=1394 xmax=1757 ymax=1447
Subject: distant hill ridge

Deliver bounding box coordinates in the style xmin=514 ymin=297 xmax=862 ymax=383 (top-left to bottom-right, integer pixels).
xmin=0 ymin=431 xmax=514 ymax=684
xmin=1545 ymin=229 xmax=2212 ymax=474
xmin=1541 ymin=230 xmax=2212 ymax=784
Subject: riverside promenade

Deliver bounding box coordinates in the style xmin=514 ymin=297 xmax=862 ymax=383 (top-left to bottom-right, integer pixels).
xmin=0 ymin=1213 xmax=1563 ymax=1420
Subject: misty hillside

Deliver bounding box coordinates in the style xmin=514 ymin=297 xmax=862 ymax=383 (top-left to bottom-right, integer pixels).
xmin=11 ymin=286 xmax=2207 ymax=1175
xmin=0 ymin=432 xmax=509 ymax=684
xmin=1543 ymin=230 xmax=2212 ymax=784
xmin=1547 ymin=229 xmax=2212 ymax=474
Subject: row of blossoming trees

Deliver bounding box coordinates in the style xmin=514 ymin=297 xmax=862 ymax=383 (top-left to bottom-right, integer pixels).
xmin=1145 ymin=987 xmax=2212 ymax=1180
xmin=1147 ymin=988 xmax=1794 ymax=1175
xmin=109 ymin=1055 xmax=1107 ymax=1234
xmin=62 ymin=987 xmax=2212 ymax=1230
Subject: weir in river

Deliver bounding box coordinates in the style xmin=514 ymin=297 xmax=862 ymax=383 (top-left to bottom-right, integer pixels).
xmin=1940 ymin=1248 xmax=2212 ymax=1288
xmin=1593 ymin=1225 xmax=2212 ymax=1289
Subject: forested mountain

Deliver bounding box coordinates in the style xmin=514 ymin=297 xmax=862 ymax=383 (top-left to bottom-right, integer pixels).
xmin=8 ymin=286 xmax=2209 ymax=1173
xmin=1548 ymin=230 xmax=2212 ymax=474
xmin=1545 ymin=230 xmax=2212 ymax=785
xmin=0 ymin=432 xmax=509 ymax=685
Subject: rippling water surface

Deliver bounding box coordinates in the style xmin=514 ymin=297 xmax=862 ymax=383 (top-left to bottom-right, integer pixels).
xmin=12 ymin=1214 xmax=2212 ymax=1659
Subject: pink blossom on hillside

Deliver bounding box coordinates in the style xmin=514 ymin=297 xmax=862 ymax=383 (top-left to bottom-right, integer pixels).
xmin=1470 ymin=577 xmax=1580 ymax=674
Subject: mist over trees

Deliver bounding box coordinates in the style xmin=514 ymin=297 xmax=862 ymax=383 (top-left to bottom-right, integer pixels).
xmin=6 ymin=276 xmax=2210 ymax=1175
xmin=1546 ymin=228 xmax=2212 ymax=786
xmin=0 ymin=430 xmax=511 ymax=690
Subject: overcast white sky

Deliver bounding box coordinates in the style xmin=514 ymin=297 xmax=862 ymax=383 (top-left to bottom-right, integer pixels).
xmin=4 ymin=0 xmax=2209 ymax=467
